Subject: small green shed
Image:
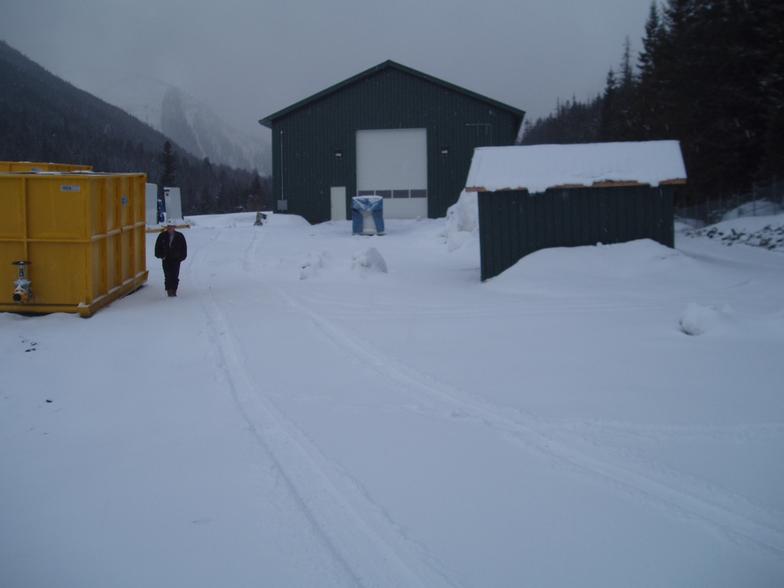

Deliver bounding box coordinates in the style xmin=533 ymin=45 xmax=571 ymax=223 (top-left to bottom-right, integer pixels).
xmin=466 ymin=141 xmax=687 ymax=281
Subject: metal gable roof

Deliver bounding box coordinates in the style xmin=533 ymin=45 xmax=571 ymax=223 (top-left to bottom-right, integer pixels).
xmin=258 ymin=60 xmax=525 ymax=127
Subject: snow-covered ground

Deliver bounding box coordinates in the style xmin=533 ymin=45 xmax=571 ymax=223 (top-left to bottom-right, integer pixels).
xmin=2 ymin=211 xmax=783 ymax=587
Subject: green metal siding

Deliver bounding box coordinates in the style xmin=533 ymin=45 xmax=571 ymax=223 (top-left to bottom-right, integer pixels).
xmin=478 ymin=186 xmax=676 ymax=281
xmin=271 ymin=68 xmax=520 ymax=224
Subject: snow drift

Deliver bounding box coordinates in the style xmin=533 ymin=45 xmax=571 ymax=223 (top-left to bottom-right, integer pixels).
xmin=2 ymin=210 xmax=783 ymax=588
xmin=442 ymin=191 xmax=478 ymax=251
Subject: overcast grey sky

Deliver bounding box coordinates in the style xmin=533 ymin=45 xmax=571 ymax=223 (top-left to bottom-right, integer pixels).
xmin=1 ymin=0 xmax=654 ymax=136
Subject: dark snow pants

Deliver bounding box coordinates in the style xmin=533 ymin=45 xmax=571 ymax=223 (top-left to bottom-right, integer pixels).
xmin=162 ymin=258 xmax=182 ymax=292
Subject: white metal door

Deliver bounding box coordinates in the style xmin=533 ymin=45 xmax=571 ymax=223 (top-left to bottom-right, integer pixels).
xmin=356 ymin=128 xmax=428 ymax=219
xmin=163 ymin=186 xmax=182 ymax=220
xmin=330 ymin=186 xmax=347 ymax=221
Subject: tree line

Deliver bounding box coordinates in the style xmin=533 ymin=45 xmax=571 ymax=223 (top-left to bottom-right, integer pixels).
xmin=521 ymin=0 xmax=784 ymax=204
xmin=158 ymin=141 xmax=270 ymax=216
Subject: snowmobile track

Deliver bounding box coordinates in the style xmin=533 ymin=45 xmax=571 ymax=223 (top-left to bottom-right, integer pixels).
xmin=193 ymin=228 xmax=461 ymax=588
xmin=278 ymin=287 xmax=784 ymax=561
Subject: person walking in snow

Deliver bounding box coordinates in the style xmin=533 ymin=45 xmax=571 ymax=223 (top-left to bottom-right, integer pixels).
xmin=154 ymin=220 xmax=187 ymax=297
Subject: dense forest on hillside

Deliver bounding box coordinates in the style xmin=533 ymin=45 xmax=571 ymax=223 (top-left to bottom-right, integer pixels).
xmin=0 ymin=41 xmax=270 ymax=215
xmin=521 ymin=0 xmax=784 ymax=205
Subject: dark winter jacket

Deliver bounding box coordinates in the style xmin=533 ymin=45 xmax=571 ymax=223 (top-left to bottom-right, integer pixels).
xmin=154 ymin=230 xmax=187 ymax=262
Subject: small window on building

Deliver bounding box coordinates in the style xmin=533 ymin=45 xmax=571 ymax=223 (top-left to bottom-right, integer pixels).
xmin=357 ymin=190 xmax=374 ymax=196
xmin=392 ymin=190 xmax=409 ymax=198
xmin=410 ymin=189 xmax=427 ymax=198
xmin=376 ymin=190 xmax=392 ymax=198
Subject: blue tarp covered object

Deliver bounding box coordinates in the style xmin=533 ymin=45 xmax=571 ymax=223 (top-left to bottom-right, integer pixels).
xmin=352 ymin=196 xmax=385 ymax=235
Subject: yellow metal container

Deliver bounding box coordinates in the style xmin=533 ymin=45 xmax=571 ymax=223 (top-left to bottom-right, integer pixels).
xmin=0 ymin=161 xmax=93 ymax=172
xmin=0 ymin=173 xmax=148 ymax=317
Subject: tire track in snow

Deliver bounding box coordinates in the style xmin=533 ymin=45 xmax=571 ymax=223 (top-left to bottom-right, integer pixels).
xmin=237 ymin=225 xmax=466 ymax=585
xmin=277 ymin=288 xmax=784 ymax=560
xmin=241 ymin=223 xmax=260 ymax=273
xmin=547 ymin=419 xmax=784 ymax=443
xmin=293 ymin=291 xmax=668 ymax=320
xmin=536 ymin=420 xmax=784 ymax=534
xmin=180 ymin=228 xmax=220 ymax=282
xmin=193 ymin=227 xmax=460 ymax=588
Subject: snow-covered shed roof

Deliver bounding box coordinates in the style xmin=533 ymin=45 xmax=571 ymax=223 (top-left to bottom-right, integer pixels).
xmin=465 ymin=140 xmax=687 ymax=193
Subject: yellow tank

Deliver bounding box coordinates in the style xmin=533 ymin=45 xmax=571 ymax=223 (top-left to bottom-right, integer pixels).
xmin=0 ymin=161 xmax=93 ymax=172
xmin=0 ymin=172 xmax=148 ymax=317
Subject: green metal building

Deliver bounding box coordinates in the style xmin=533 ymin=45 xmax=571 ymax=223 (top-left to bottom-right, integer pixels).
xmin=259 ymin=61 xmax=524 ymax=224
xmin=477 ymin=186 xmax=679 ymax=281
xmin=465 ymin=141 xmax=688 ymax=280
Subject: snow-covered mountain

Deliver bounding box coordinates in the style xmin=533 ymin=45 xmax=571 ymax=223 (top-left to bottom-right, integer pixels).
xmin=90 ymin=73 xmax=270 ymax=173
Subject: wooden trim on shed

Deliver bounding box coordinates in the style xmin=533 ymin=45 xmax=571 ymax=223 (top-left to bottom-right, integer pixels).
xmin=549 ymin=183 xmax=591 ymax=190
xmin=466 ymin=179 xmax=687 ymax=193
xmin=590 ymin=181 xmax=648 ymax=188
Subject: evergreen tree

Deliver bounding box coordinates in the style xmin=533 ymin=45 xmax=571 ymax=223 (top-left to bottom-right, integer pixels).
xmin=756 ymin=0 xmax=784 ymax=180
xmin=636 ymin=2 xmax=666 ymax=138
xmin=599 ymin=69 xmax=617 ymax=141
xmin=247 ymin=172 xmax=265 ymax=211
xmin=159 ymin=140 xmax=177 ymax=187
xmin=614 ymin=37 xmax=638 ymax=140
xmin=619 ymin=36 xmax=634 ymax=89
xmin=638 ymin=2 xmax=662 ymax=81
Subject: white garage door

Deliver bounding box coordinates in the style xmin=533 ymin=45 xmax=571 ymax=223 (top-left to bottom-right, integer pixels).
xmin=356 ymin=128 xmax=428 ymax=219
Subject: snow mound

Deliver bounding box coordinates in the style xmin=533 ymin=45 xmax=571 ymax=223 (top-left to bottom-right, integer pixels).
xmin=268 ymin=213 xmax=311 ymax=229
xmin=352 ymin=247 xmax=388 ymax=275
xmin=485 ymin=239 xmax=698 ymax=298
xmin=495 ymin=239 xmax=682 ymax=284
xmin=684 ymin=213 xmax=784 ymax=251
xmin=443 ymin=191 xmax=478 ymax=251
xmin=186 ymin=212 xmax=257 ymax=228
xmin=299 ymin=251 xmax=328 ymax=280
xmin=679 ymin=303 xmax=732 ymax=336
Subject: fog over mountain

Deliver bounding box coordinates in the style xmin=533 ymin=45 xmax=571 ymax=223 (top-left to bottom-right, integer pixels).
xmin=89 ymin=72 xmax=270 ymax=173
xmin=0 ymin=40 xmax=268 ymax=215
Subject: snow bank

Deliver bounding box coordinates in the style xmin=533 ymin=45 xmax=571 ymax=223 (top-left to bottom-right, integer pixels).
xmin=491 ymin=239 xmax=683 ymax=287
xmin=351 ymin=247 xmax=388 ymax=275
xmin=299 ymin=251 xmax=328 ymax=280
xmin=466 ymin=140 xmax=686 ymax=193
xmin=187 ymin=212 xmax=311 ymax=230
xmin=186 ymin=212 xmax=257 ymax=228
xmin=267 ymin=213 xmax=311 ymax=229
xmin=683 ymin=213 xmax=784 ymax=251
xmin=442 ymin=191 xmax=478 ymax=251
xmin=678 ymin=302 xmax=732 ymax=336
